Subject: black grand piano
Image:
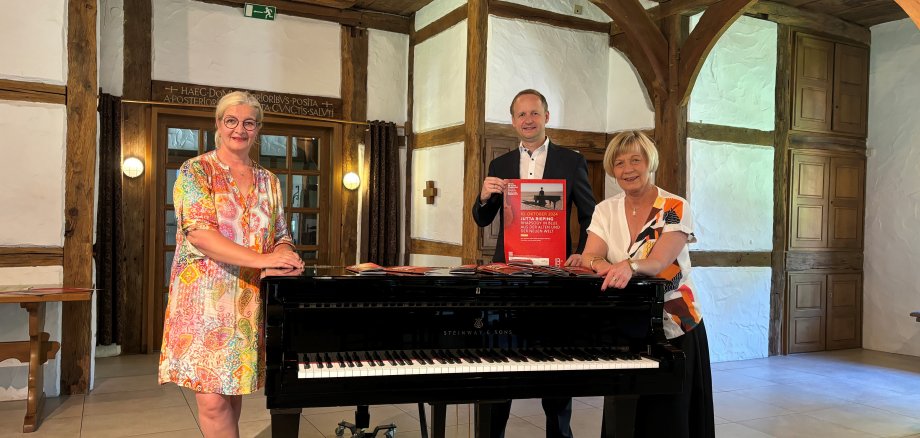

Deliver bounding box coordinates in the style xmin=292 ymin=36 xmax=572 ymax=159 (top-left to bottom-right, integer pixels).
xmin=261 ymin=268 xmax=684 ymax=438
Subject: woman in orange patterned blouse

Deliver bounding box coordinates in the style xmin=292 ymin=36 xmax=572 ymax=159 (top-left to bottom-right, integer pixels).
xmin=158 ymin=91 xmax=304 ymax=438
xmin=582 ymin=131 xmax=714 ymax=437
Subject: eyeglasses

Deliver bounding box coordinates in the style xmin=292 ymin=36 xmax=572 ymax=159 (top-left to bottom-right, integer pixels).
xmin=222 ymin=117 xmax=260 ymax=131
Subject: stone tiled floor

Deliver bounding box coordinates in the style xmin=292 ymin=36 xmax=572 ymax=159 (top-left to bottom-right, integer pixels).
xmin=1 ymin=349 xmax=919 ymax=437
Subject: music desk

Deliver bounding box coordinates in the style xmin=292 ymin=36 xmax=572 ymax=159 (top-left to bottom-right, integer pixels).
xmin=0 ymin=286 xmax=93 ymax=433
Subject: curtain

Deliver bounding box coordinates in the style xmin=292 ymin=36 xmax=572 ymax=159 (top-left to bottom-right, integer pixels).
xmin=365 ymin=121 xmax=400 ymax=266
xmin=94 ymin=93 xmax=126 ymax=346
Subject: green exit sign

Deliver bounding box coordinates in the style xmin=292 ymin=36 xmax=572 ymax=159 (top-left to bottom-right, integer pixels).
xmin=244 ymin=3 xmax=276 ymax=21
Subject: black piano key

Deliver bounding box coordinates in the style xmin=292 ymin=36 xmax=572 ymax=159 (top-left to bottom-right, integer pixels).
xmin=462 ymin=349 xmax=482 ymax=363
xmin=419 ymin=350 xmax=435 ymax=365
xmin=412 ymin=350 xmax=426 ymax=365
xmin=478 ymin=349 xmax=497 ymax=363
xmin=384 ymin=351 xmax=398 ymax=366
xmin=508 ymin=348 xmax=529 ymax=362
xmin=300 ymin=353 xmax=310 ymax=369
xmin=336 ymin=353 xmax=346 ymax=368
xmin=364 ymin=351 xmax=377 ymax=367
xmin=372 ymin=351 xmax=386 ymax=366
xmin=348 ymin=352 xmax=362 ymax=367
xmin=446 ymin=349 xmax=462 ymax=364
xmin=399 ymin=351 xmax=414 ymax=365
xmin=323 ymin=352 xmax=334 ymax=368
xmin=492 ymin=349 xmax=510 ymax=363
xmin=432 ymin=350 xmax=448 ymax=364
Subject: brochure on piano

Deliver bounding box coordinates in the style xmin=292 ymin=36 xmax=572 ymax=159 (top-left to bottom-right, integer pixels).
xmin=383 ymin=266 xmax=436 ymax=275
xmin=476 ymin=263 xmax=532 ymax=276
xmin=502 ymin=179 xmax=567 ymax=267
xmin=345 ymin=262 xmax=386 ymax=275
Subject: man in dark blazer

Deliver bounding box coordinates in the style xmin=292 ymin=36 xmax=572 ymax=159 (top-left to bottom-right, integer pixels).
xmin=470 ymin=89 xmax=596 ymax=438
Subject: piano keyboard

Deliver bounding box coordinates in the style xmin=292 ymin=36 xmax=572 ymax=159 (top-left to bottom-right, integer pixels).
xmin=297 ymin=348 xmax=659 ymax=379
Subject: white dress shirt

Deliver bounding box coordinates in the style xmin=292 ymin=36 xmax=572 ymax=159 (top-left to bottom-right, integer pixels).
xmin=519 ymin=137 xmax=550 ymax=180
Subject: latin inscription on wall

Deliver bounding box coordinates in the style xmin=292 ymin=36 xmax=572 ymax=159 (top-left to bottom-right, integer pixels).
xmin=152 ymin=80 xmax=343 ymax=119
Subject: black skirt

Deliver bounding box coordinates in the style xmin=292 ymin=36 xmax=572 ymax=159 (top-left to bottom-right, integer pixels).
xmin=635 ymin=319 xmax=715 ymax=438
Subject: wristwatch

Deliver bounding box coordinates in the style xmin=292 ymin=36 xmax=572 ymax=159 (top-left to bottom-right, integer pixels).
xmin=628 ymin=260 xmax=639 ymax=274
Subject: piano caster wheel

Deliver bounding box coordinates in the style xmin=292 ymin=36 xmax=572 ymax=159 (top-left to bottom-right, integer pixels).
xmin=384 ymin=428 xmax=396 ymax=438
xmin=335 ymin=425 xmax=347 ymax=437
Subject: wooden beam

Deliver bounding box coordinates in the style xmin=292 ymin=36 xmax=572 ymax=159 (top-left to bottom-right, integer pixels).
xmin=591 ymin=0 xmax=668 ymax=99
xmin=61 ymin=0 xmax=97 ymax=395
xmin=0 ymin=247 xmax=63 ymax=267
xmin=484 ymin=122 xmax=608 ymax=150
xmin=785 ymin=250 xmax=864 ymax=272
xmin=122 ymin=0 xmax=151 ymax=355
xmin=414 ymin=125 xmax=465 ymax=149
xmin=0 ymin=79 xmax=66 ymax=105
xmin=653 ymin=14 xmax=689 ymax=197
xmin=196 ymin=0 xmax=411 ymax=33
xmin=788 ymin=132 xmax=866 ymax=153
xmin=678 ymin=0 xmax=757 ymax=105
xmin=770 ymin=24 xmax=793 ymax=356
xmin=462 ymin=0 xmax=488 ymax=264
xmin=290 ymin=0 xmax=356 ymax=8
xmin=690 ymin=251 xmax=771 ymax=267
xmin=490 ymin=1 xmax=609 ymax=34
xmin=687 ymin=122 xmax=774 ymax=146
xmin=894 ymin=0 xmax=920 ymax=30
xmin=747 ymin=1 xmax=870 ymax=46
xmin=405 ymin=25 xmax=417 ymax=265
xmin=414 ymin=4 xmax=466 ymax=45
xmin=341 ymin=26 xmax=368 ymax=266
xmin=410 ymin=238 xmax=463 ymax=258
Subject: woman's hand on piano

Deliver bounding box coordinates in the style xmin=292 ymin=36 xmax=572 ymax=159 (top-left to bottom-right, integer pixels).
xmin=262 ymin=266 xmax=305 ymax=278
xmin=598 ymin=260 xmax=633 ymax=291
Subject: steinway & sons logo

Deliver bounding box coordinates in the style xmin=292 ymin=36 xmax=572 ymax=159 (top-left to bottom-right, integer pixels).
xmin=442 ymin=317 xmax=513 ymax=336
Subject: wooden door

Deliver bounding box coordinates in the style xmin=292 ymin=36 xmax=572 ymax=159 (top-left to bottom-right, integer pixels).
xmin=793 ymin=34 xmax=834 ymax=133
xmin=789 ymin=151 xmax=829 ymax=249
xmin=569 ymin=149 xmax=603 ymax=255
xmin=788 ymin=273 xmax=827 ymax=353
xmin=479 ymin=138 xmax=517 ymax=261
xmin=828 ymin=156 xmax=865 ymax=249
xmin=826 ymin=273 xmax=862 ymax=350
xmin=832 ymin=43 xmax=869 ymax=136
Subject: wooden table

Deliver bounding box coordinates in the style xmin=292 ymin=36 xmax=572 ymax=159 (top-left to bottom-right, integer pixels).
xmin=0 ymin=286 xmax=93 ymax=433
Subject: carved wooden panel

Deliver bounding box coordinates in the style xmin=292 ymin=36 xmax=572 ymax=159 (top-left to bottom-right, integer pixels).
xmin=827 ymin=273 xmax=862 ymax=350
xmin=788 ymin=273 xmax=826 ymax=353
xmin=832 ymin=43 xmax=869 ymax=136
xmin=790 ymin=152 xmax=829 ymax=248
xmin=793 ymin=34 xmax=834 ymax=132
xmin=828 ymin=156 xmax=865 ymax=249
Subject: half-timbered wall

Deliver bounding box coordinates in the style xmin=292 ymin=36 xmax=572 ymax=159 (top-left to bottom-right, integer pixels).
xmin=864 ymin=18 xmax=920 ymax=357
xmin=687 ymin=15 xmax=777 ymax=361
xmin=0 ymin=0 xmax=82 ymax=400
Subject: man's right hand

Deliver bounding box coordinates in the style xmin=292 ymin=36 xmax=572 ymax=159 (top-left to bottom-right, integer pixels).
xmin=480 ymin=177 xmax=508 ymax=203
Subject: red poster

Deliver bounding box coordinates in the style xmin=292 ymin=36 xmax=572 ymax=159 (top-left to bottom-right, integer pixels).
xmin=503 ymin=179 xmax=567 ymax=266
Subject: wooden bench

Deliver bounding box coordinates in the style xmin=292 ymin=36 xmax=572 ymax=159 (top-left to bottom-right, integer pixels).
xmin=0 ymin=286 xmax=93 ymax=433
xmin=912 ymin=311 xmax=920 ymax=322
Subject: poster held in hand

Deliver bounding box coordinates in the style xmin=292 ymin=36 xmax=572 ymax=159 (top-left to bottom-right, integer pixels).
xmin=503 ymin=179 xmax=567 ymax=267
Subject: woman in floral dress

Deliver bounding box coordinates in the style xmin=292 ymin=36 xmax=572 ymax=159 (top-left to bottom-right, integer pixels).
xmin=158 ymin=91 xmax=304 ymax=437
xmin=582 ymin=131 xmax=714 ymax=437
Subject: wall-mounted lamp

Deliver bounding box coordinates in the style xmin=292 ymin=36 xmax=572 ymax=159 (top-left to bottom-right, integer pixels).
xmin=122 ymin=157 xmax=145 ymax=178
xmin=342 ymin=172 xmax=360 ymax=190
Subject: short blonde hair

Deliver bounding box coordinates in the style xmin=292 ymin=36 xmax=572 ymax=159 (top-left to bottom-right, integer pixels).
xmin=214 ymin=91 xmax=263 ymax=147
xmin=603 ymin=130 xmax=659 ymax=177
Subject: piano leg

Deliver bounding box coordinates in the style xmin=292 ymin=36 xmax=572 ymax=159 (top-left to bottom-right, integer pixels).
xmin=473 ymin=402 xmax=497 ymax=438
xmin=601 ymin=395 xmax=637 ymax=438
xmin=430 ymin=403 xmax=447 ymax=438
xmin=270 ymin=408 xmax=302 ymax=438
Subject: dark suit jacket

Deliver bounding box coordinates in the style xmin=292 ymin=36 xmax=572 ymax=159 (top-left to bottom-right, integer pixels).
xmin=471 ymin=142 xmax=595 ymax=262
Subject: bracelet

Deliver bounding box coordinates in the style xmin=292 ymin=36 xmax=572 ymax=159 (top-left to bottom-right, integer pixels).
xmin=589 ymin=256 xmax=607 ymax=272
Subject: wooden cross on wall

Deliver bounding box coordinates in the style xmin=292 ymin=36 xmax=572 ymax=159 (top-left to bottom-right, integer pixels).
xmin=423 ymin=181 xmax=438 ymax=204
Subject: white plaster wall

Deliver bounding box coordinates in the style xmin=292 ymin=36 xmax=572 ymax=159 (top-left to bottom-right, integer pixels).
xmin=153 ymin=0 xmax=341 ymax=97
xmin=688 ymin=16 xmax=776 ymax=131
xmin=0 ymin=101 xmax=67 ymax=246
xmin=410 ymin=143 xmax=465 ymax=244
xmin=693 ymin=267 xmax=771 ymax=362
xmin=687 ymin=139 xmax=773 ymax=251
xmin=0 ymin=0 xmax=67 ymax=85
xmin=501 ymin=0 xmax=610 ymax=23
xmin=415 ymin=0 xmax=467 ymax=31
xmin=409 ymin=254 xmax=463 ymax=267
xmin=100 ymin=0 xmax=125 ymax=96
xmin=486 ymin=17 xmax=608 ymax=132
xmin=368 ymin=30 xmax=409 ymax=124
xmin=0 ymin=266 xmax=64 ymax=400
xmin=864 ymin=18 xmax=920 ymax=357
xmin=606 ymin=48 xmax=655 ymax=132
xmin=413 ymin=22 xmax=467 ymax=133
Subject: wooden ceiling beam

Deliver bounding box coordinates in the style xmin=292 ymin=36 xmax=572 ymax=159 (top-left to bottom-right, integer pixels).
xmin=678 ymin=0 xmax=757 ymax=105
xmin=196 ymin=0 xmax=411 ymax=33
xmin=747 ymin=1 xmax=869 ymax=45
xmin=895 ymin=0 xmax=920 ymax=30
xmin=591 ymin=0 xmax=668 ymax=99
xmin=290 ymin=0 xmax=356 ymax=9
